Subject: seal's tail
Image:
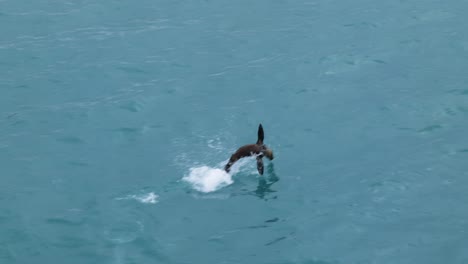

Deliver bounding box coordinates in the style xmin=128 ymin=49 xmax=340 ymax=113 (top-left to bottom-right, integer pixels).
xmin=257 ymin=124 xmax=264 ymax=144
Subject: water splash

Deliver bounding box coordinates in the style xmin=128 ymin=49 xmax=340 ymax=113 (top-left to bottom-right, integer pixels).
xmin=183 ymin=157 xmax=257 ymax=193
xmin=183 ymin=166 xmax=233 ymax=193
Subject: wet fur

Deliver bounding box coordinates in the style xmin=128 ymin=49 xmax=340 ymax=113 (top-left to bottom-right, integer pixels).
xmin=224 ymin=124 xmax=274 ymax=175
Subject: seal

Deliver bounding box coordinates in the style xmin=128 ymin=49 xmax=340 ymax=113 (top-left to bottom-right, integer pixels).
xmin=224 ymin=124 xmax=274 ymax=175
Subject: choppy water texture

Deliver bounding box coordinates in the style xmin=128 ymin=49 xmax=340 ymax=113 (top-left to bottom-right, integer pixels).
xmin=1 ymin=0 xmax=468 ymax=263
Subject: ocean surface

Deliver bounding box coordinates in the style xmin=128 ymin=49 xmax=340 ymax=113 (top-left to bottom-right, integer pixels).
xmin=1 ymin=0 xmax=468 ymax=263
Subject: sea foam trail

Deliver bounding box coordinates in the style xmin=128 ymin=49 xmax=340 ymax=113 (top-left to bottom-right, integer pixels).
xmin=116 ymin=192 xmax=159 ymax=204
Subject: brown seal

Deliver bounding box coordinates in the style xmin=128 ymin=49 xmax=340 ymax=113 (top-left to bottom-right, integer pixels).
xmin=224 ymin=124 xmax=274 ymax=175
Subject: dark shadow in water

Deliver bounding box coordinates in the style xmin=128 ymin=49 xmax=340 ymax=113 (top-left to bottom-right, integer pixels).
xmin=254 ymin=163 xmax=279 ymax=200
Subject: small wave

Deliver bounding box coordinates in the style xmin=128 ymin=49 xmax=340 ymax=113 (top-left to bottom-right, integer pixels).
xmin=104 ymin=221 xmax=144 ymax=244
xmin=183 ymin=166 xmax=233 ymax=193
xmin=116 ymin=192 xmax=159 ymax=204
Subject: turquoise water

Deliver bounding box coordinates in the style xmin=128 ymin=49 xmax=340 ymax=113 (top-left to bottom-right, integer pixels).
xmin=2 ymin=0 xmax=468 ymax=263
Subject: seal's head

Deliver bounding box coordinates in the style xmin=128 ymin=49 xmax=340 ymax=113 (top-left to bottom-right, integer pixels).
xmin=263 ymin=147 xmax=274 ymax=160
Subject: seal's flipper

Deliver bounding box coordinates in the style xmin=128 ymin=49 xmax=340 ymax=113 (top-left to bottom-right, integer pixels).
xmin=224 ymin=155 xmax=237 ymax=173
xmin=224 ymin=162 xmax=232 ymax=173
xmin=256 ymin=156 xmax=264 ymax=175
xmin=257 ymin=124 xmax=264 ymax=145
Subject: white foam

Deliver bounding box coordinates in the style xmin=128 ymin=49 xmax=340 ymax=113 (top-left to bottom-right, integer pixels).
xmin=116 ymin=192 xmax=159 ymax=204
xmin=183 ymin=166 xmax=233 ymax=193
